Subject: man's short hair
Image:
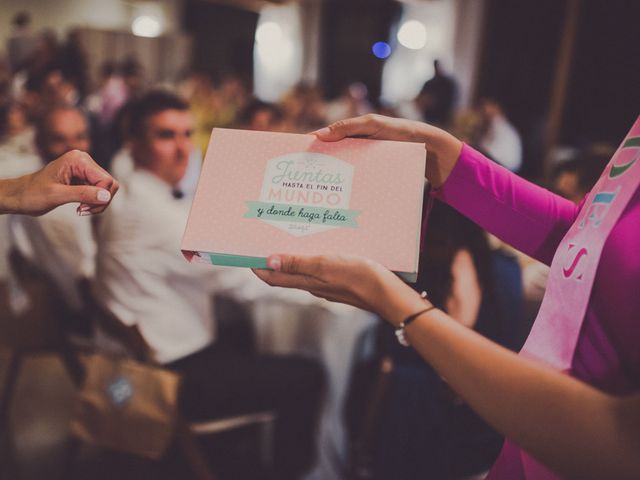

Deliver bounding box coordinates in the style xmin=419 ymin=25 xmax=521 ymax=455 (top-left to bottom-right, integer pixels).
xmin=127 ymin=90 xmax=189 ymax=139
xmin=12 ymin=12 xmax=31 ymax=28
xmin=35 ymin=104 xmax=87 ymax=150
xmin=240 ymin=99 xmax=284 ymax=125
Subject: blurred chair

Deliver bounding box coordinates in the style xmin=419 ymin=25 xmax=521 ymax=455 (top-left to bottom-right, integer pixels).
xmin=0 ymin=248 xmax=275 ymax=480
xmin=344 ymin=352 xmax=394 ymax=480
xmin=80 ymin=287 xmax=276 ymax=480
xmin=0 ymin=248 xmax=89 ymax=480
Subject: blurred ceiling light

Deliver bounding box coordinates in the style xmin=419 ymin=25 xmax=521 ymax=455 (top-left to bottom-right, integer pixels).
xmin=256 ymin=22 xmax=283 ymax=45
xmin=372 ymin=41 xmax=392 ymax=59
xmin=397 ymin=20 xmax=427 ymax=50
xmin=255 ymin=21 xmax=293 ymax=69
xmin=256 ymin=37 xmax=293 ymax=68
xmin=132 ymin=15 xmax=162 ymax=37
xmin=254 ymin=4 xmax=303 ymax=102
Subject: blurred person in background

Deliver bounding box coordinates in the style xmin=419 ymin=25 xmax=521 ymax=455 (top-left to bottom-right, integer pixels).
xmin=522 ymin=149 xmax=612 ymax=305
xmin=0 ymin=101 xmax=40 ymax=178
xmin=476 ymin=97 xmax=523 ymax=172
xmin=416 ymin=59 xmax=458 ymax=127
xmin=121 ymin=56 xmax=146 ymax=99
xmin=93 ymin=90 xmax=324 ymax=480
xmin=215 ymin=73 xmax=250 ymax=128
xmin=240 ymin=99 xmax=285 ymax=132
xmin=178 ymin=70 xmax=218 ymax=154
xmin=325 ymin=82 xmax=371 ymax=125
xmin=351 ymin=201 xmax=522 ymax=479
xmin=0 ymin=56 xmax=12 ymax=100
xmin=23 ymin=28 xmax=61 ymax=89
xmin=58 ymin=30 xmax=89 ymax=102
xmin=87 ymin=61 xmax=128 ymax=128
xmin=281 ymin=83 xmax=327 ymax=131
xmin=8 ymin=105 xmax=97 ymax=318
xmin=6 ymin=11 xmax=37 ymax=74
xmin=552 ymin=149 xmax=614 ymax=204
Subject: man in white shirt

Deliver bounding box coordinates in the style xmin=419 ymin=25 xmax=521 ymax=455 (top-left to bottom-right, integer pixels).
xmin=93 ymin=91 xmax=323 ymax=479
xmin=9 ymin=106 xmax=97 ymax=325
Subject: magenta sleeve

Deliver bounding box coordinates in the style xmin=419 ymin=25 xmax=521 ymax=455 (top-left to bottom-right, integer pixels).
xmin=433 ymin=144 xmax=579 ymax=265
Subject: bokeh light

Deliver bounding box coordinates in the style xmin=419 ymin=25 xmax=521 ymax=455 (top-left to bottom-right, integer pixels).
xmin=372 ymin=41 xmax=391 ymax=59
xmin=256 ymin=22 xmax=283 ymax=45
xmin=397 ymin=20 xmax=427 ymax=50
xmin=131 ymin=15 xmax=162 ymax=38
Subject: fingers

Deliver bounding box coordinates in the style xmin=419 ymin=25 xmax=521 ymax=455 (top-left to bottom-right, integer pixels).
xmin=252 ymin=265 xmax=320 ymax=289
xmin=63 ymin=150 xmax=112 ymax=186
xmin=309 ymin=289 xmax=371 ymax=311
xmin=60 ymin=150 xmax=119 ymax=214
xmin=266 ymin=254 xmax=326 ymax=278
xmin=78 ymin=177 xmax=119 ymax=214
xmin=251 ymin=269 xmax=370 ymax=311
xmin=51 ymin=184 xmax=112 ymax=214
xmin=312 ymin=114 xmax=385 ymax=142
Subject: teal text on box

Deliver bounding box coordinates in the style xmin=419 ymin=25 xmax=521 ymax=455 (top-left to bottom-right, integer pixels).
xmin=244 ymin=201 xmax=360 ymax=228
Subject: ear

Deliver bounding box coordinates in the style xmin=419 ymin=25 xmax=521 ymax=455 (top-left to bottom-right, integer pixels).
xmin=128 ymin=138 xmax=147 ymax=167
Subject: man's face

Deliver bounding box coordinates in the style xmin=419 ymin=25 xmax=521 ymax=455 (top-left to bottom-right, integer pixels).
xmin=132 ymin=109 xmax=193 ymax=187
xmin=39 ymin=109 xmax=90 ymax=163
xmin=250 ymin=109 xmax=276 ymax=131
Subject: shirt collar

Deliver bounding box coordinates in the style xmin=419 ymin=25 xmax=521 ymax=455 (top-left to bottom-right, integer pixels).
xmin=130 ymin=168 xmax=180 ymax=199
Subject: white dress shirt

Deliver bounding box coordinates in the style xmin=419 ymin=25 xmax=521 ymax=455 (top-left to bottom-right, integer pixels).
xmin=9 ymin=202 xmax=96 ymax=310
xmin=93 ymin=168 xmax=262 ymax=364
xmin=110 ymin=147 xmax=202 ymax=197
xmin=0 ymin=130 xmax=42 ymax=281
xmin=479 ymin=115 xmax=523 ymax=172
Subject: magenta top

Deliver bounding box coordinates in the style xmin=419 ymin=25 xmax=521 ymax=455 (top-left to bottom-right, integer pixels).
xmin=433 ymin=144 xmax=640 ymax=477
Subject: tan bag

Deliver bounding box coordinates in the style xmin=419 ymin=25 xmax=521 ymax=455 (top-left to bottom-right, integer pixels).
xmin=70 ymin=353 xmax=181 ymax=459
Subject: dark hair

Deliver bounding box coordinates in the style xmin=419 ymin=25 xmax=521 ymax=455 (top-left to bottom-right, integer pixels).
xmin=127 ymin=90 xmax=189 ymax=138
xmin=240 ymin=99 xmax=283 ymax=126
xmin=101 ymin=61 xmax=118 ymax=78
xmin=121 ymin=57 xmax=142 ymax=77
xmin=12 ymin=12 xmax=31 ymax=28
xmin=552 ymin=151 xmax=610 ymax=195
xmin=34 ymin=105 xmax=87 ymax=160
xmin=418 ymin=200 xmax=494 ymax=309
xmin=0 ymin=104 xmax=11 ymax=138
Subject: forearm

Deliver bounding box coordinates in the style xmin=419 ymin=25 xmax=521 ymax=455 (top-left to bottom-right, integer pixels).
xmin=391 ymin=304 xmax=640 ymax=479
xmin=0 ymin=176 xmax=27 ymax=214
xmin=412 ymin=122 xmax=463 ymax=188
xmin=432 ymin=144 xmax=578 ymax=264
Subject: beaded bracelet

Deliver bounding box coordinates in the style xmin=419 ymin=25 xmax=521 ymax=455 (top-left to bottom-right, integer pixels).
xmin=395 ymin=291 xmax=437 ymax=347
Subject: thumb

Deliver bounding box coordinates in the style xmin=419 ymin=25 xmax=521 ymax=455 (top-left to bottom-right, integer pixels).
xmin=312 ymin=115 xmax=382 ymax=142
xmin=54 ymin=184 xmax=112 ymax=206
xmin=267 ymin=254 xmax=321 ymax=277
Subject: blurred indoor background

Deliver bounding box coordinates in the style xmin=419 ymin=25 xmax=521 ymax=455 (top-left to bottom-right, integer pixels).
xmin=0 ymin=1 xmax=638 ymax=479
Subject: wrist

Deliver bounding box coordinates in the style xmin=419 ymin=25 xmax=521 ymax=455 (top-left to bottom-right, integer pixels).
xmin=374 ymin=272 xmax=431 ymax=328
xmin=421 ymin=126 xmax=463 ymax=188
xmin=0 ymin=177 xmax=26 ymax=214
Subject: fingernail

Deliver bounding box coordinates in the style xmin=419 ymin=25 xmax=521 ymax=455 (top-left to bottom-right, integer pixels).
xmin=77 ymin=204 xmax=90 ymax=215
xmin=313 ymin=127 xmax=331 ymax=137
xmin=78 ymin=211 xmax=93 ymax=217
xmin=268 ymin=256 xmax=281 ymax=271
xmin=97 ymin=189 xmax=111 ymax=202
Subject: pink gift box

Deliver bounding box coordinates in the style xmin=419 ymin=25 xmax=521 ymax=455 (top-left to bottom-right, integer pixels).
xmin=181 ymin=128 xmax=426 ymax=281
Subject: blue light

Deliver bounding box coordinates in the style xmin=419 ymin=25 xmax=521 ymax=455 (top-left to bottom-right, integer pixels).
xmin=372 ymin=41 xmax=391 ymax=59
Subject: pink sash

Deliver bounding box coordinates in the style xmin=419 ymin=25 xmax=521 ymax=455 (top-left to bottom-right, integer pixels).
xmin=487 ymin=115 xmax=640 ymax=479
